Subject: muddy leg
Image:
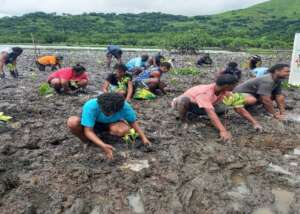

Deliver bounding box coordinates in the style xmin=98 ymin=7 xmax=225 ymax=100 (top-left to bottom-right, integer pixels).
xmin=49 ymin=78 xmax=62 ymax=92
xmin=77 ymin=79 xmax=88 ymax=89
xmin=109 ymin=121 xmax=130 ymax=137
xmin=175 ymin=96 xmax=191 ymax=122
xmin=67 ymin=116 xmax=88 ymax=142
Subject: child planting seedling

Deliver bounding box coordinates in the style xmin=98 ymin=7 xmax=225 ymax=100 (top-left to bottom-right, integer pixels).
xmin=47 ymin=64 xmax=88 ymax=94
xmin=67 ymin=93 xmax=151 ymax=160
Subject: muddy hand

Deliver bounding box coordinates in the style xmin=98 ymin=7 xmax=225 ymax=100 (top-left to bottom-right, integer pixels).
xmin=102 ymin=144 xmax=115 ymax=160
xmin=253 ymin=123 xmax=263 ymax=132
xmin=219 ymin=131 xmax=232 ymax=142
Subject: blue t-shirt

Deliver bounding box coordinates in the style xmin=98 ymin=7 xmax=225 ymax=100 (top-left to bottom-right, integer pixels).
xmin=81 ymin=99 xmax=137 ymax=128
xmin=126 ymin=57 xmax=146 ymax=71
xmin=251 ymin=67 xmax=269 ymax=77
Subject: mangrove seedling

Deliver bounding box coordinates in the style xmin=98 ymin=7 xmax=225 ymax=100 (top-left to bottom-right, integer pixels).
xmin=0 ymin=112 xmax=12 ymax=122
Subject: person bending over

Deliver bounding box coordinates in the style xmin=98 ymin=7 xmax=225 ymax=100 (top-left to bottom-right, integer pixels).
xmin=217 ymin=62 xmax=242 ymax=81
xmin=102 ymin=64 xmax=133 ymax=101
xmin=172 ymin=74 xmax=261 ymax=142
xmin=47 ymin=64 xmax=88 ymax=94
xmin=0 ymin=47 xmax=23 ymax=79
xmin=126 ymin=55 xmax=149 ymax=75
xmin=234 ymin=64 xmax=290 ymax=121
xmin=36 ymin=55 xmax=63 ymax=71
xmin=134 ymin=62 xmax=172 ymax=95
xmin=197 ymin=53 xmax=213 ymax=66
xmin=67 ymin=93 xmax=151 ymax=160
xmin=106 ymin=45 xmax=123 ymax=68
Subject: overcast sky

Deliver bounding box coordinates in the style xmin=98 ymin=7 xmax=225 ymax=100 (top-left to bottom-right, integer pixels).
xmin=0 ymin=0 xmax=268 ymax=17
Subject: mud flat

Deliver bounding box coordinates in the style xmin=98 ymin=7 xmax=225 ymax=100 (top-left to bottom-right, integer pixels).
xmin=0 ymin=49 xmax=299 ymax=214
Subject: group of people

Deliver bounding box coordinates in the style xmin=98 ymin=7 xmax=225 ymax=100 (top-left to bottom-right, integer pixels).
xmin=0 ymin=45 xmax=291 ymax=160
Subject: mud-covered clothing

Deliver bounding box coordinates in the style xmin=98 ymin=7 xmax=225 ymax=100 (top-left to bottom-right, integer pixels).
xmin=234 ymin=74 xmax=282 ymax=97
xmin=47 ymin=67 xmax=88 ymax=82
xmin=197 ymin=56 xmax=213 ymax=66
xmin=107 ymin=45 xmax=122 ymax=58
xmin=38 ymin=56 xmax=58 ymax=65
xmin=177 ymin=83 xmax=227 ymax=110
xmin=106 ymin=73 xmax=132 ymax=92
xmin=81 ymin=99 xmax=137 ymax=128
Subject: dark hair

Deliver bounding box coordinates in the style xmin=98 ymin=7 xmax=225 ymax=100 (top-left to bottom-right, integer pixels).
xmin=227 ymin=62 xmax=238 ymax=69
xmin=97 ymin=93 xmax=125 ymax=114
xmin=249 ymin=55 xmax=262 ymax=69
xmin=223 ymin=62 xmax=241 ymax=80
xmin=268 ymin=64 xmax=289 ymax=74
xmin=5 ymin=47 xmax=23 ymax=64
xmin=12 ymin=47 xmax=23 ymax=56
xmin=141 ymin=55 xmax=149 ymax=62
xmin=216 ymin=74 xmax=238 ymax=86
xmin=160 ymin=62 xmax=172 ymax=70
xmin=72 ymin=64 xmax=86 ymax=74
xmin=113 ymin=63 xmax=128 ymax=72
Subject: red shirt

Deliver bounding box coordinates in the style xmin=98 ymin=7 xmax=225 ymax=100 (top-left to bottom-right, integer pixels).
xmin=48 ymin=67 xmax=88 ymax=82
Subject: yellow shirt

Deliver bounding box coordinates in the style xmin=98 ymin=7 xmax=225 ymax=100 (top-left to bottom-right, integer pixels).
xmin=38 ymin=56 xmax=57 ymax=65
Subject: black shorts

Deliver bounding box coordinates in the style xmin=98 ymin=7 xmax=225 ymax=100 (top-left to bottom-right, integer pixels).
xmin=188 ymin=103 xmax=226 ymax=116
xmin=93 ymin=122 xmax=110 ymax=133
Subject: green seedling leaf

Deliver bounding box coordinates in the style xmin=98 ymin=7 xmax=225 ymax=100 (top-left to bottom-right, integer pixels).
xmin=171 ymin=67 xmax=200 ymax=76
xmin=39 ymin=83 xmax=54 ymax=96
xmin=223 ymin=93 xmax=246 ymax=107
xmin=122 ymin=128 xmax=139 ymax=144
xmin=0 ymin=112 xmax=12 ymax=122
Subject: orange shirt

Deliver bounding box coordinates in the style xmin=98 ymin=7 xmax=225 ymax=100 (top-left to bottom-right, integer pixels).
xmin=183 ymin=83 xmax=227 ymax=110
xmin=38 ymin=56 xmax=57 ymax=65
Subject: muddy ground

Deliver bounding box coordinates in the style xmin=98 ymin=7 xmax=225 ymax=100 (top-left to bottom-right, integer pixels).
xmin=0 ymin=49 xmax=299 ymax=214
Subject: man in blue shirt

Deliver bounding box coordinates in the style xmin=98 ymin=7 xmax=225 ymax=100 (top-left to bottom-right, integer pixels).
xmin=67 ymin=93 xmax=151 ymax=159
xmin=126 ymin=55 xmax=149 ymax=75
xmin=106 ymin=45 xmax=123 ymax=68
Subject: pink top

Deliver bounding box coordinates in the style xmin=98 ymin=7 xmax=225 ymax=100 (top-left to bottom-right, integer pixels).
xmin=183 ymin=83 xmax=227 ymax=110
xmin=48 ymin=67 xmax=88 ymax=82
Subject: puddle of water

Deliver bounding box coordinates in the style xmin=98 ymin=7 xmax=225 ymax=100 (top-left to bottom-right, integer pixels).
xmin=285 ymin=114 xmax=300 ymax=123
xmin=121 ymin=160 xmax=149 ymax=172
xmin=294 ymin=147 xmax=300 ymax=155
xmin=231 ymin=175 xmax=246 ymax=185
xmin=272 ymin=188 xmax=295 ymax=214
xmin=127 ymin=192 xmax=145 ymax=214
xmin=252 ymin=208 xmax=274 ymax=214
xmin=268 ymin=164 xmax=293 ymax=176
xmin=230 ymin=174 xmax=250 ymax=197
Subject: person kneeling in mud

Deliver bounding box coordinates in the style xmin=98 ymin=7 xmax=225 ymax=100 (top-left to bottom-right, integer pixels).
xmin=67 ymin=93 xmax=151 ymax=160
xmin=172 ymin=74 xmax=263 ymax=142
xmin=0 ymin=47 xmax=23 ymax=79
xmin=36 ymin=55 xmax=63 ymax=71
xmin=102 ymin=64 xmax=133 ymax=101
xmin=197 ymin=53 xmax=213 ymax=67
xmin=216 ymin=62 xmax=242 ymax=81
xmin=233 ymin=64 xmax=290 ymax=121
xmin=47 ymin=64 xmax=88 ymax=94
xmin=134 ymin=62 xmax=172 ymax=95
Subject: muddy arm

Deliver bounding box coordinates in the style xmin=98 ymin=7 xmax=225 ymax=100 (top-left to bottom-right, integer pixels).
xmin=260 ymin=96 xmax=276 ymax=116
xmin=234 ymin=107 xmax=260 ymax=126
xmin=126 ymin=80 xmax=134 ymax=101
xmin=130 ymin=121 xmax=151 ymax=145
xmin=84 ymin=127 xmax=114 ymax=159
xmin=274 ymin=94 xmax=285 ymax=115
xmin=205 ymin=108 xmax=231 ymax=141
xmin=102 ymin=80 xmax=110 ymax=93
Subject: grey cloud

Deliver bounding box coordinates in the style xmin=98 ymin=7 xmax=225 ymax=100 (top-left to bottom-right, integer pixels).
xmin=0 ymin=0 xmax=269 ymax=16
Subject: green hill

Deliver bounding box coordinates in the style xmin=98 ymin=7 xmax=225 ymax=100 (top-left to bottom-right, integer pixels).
xmin=0 ymin=0 xmax=299 ymax=49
